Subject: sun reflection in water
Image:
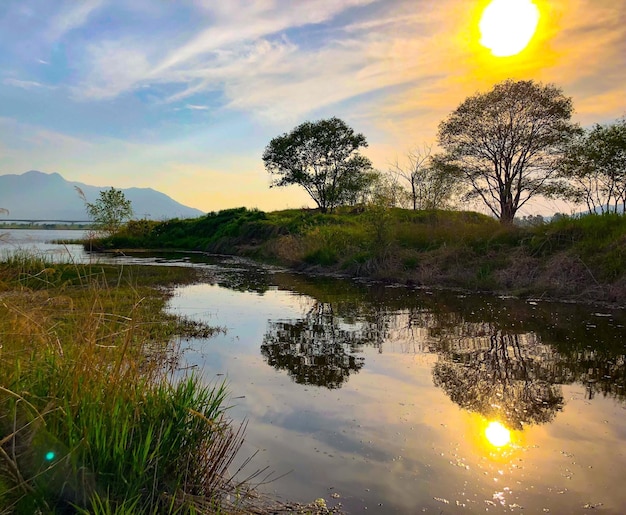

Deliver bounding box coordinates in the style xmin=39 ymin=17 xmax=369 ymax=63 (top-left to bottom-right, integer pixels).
xmin=485 ymin=421 xmax=511 ymax=447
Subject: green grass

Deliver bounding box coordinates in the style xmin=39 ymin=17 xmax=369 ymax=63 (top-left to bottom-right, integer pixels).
xmin=526 ymin=213 xmax=626 ymax=280
xmin=87 ymin=206 xmax=626 ymax=303
xmin=0 ymin=254 xmax=254 ymax=514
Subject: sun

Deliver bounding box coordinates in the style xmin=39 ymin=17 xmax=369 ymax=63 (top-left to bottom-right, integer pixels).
xmin=479 ymin=0 xmax=540 ymax=57
xmin=485 ymin=421 xmax=511 ymax=447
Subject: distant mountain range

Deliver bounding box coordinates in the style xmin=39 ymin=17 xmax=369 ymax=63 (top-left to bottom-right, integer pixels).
xmin=0 ymin=171 xmax=204 ymax=221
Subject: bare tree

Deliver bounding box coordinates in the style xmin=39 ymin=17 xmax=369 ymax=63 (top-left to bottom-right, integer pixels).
xmin=391 ymin=145 xmax=459 ymax=210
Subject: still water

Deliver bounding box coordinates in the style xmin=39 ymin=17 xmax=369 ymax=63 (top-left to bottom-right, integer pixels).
xmin=0 ymin=228 xmax=88 ymax=261
xmin=2 ymin=230 xmax=626 ymax=513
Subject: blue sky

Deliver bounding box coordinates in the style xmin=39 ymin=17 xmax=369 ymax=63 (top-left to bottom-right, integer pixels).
xmin=1 ymin=0 xmax=625 ymax=214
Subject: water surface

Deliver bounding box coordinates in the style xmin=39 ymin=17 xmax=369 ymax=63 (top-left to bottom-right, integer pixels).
xmin=166 ymin=258 xmax=626 ymax=514
xmin=3 ymin=230 xmax=626 ymax=513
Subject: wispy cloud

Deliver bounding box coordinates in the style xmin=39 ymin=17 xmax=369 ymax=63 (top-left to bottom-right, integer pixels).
xmin=75 ymin=40 xmax=151 ymax=99
xmin=3 ymin=78 xmax=52 ymax=90
xmin=2 ymin=0 xmax=626 ymax=214
xmin=185 ymin=104 xmax=210 ymax=111
xmin=47 ymin=0 xmax=105 ymax=41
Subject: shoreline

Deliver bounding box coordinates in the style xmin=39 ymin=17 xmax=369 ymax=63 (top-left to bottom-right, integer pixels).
xmin=96 ymin=246 xmax=626 ymax=311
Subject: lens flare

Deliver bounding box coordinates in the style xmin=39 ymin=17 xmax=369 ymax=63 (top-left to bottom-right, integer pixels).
xmin=485 ymin=421 xmax=511 ymax=447
xmin=45 ymin=451 xmax=56 ymax=461
xmin=479 ymin=0 xmax=540 ymax=57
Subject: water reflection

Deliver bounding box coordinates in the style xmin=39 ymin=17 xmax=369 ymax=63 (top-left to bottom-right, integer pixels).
xmin=261 ymin=302 xmax=367 ymax=388
xmin=8 ymin=230 xmax=626 ymax=512
xmin=432 ymin=329 xmax=564 ymax=430
xmin=485 ymin=421 xmax=511 ymax=447
xmin=259 ymin=281 xmax=626 ymax=433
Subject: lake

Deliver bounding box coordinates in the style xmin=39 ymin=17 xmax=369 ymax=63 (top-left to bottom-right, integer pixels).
xmin=2 ymin=230 xmax=626 ymax=513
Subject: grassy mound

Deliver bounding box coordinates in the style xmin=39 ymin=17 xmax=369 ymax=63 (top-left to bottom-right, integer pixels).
xmin=87 ymin=207 xmax=626 ymax=305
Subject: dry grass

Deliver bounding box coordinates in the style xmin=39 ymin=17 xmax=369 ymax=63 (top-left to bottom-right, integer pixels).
xmin=0 ymin=253 xmax=283 ymax=514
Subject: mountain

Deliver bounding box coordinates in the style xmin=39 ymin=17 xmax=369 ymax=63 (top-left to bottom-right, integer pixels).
xmin=0 ymin=171 xmax=205 ymax=220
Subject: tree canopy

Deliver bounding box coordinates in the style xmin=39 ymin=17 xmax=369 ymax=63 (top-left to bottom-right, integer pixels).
xmin=436 ymin=79 xmax=580 ymax=223
xmin=262 ymin=117 xmax=373 ymax=213
xmin=558 ymin=118 xmax=626 ymax=214
xmin=78 ymin=187 xmax=134 ymax=236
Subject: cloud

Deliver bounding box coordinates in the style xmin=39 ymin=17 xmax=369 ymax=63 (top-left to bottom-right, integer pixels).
xmin=0 ymin=117 xmax=93 ymax=150
xmin=47 ymin=0 xmax=105 ymax=41
xmin=2 ymin=78 xmax=52 ymax=90
xmin=64 ymin=0 xmax=624 ymax=134
xmin=73 ymin=0 xmax=378 ymax=104
xmin=3 ymin=0 xmax=626 ymax=217
xmin=75 ymin=40 xmax=152 ymax=99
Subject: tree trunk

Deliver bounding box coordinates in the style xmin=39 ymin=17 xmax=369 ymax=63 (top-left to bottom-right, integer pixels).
xmin=500 ymin=199 xmax=516 ymax=224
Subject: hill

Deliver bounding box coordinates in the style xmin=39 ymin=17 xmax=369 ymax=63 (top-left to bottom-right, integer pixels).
xmin=0 ymin=170 xmax=204 ymax=220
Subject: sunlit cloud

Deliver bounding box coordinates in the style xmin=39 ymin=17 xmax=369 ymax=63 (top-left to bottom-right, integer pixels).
xmin=185 ymin=104 xmax=210 ymax=111
xmin=0 ymin=0 xmax=625 ymax=214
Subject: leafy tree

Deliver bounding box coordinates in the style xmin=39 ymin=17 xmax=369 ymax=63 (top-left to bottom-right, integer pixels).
xmin=364 ymin=170 xmax=409 ymax=208
xmin=558 ymin=118 xmax=626 ymax=214
xmin=77 ymin=187 xmax=134 ymax=236
xmin=436 ymin=79 xmax=580 ymax=223
xmin=262 ymin=117 xmax=373 ymax=213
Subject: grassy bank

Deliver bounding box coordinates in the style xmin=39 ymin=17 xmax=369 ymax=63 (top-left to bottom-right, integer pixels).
xmin=0 ymin=253 xmax=261 ymax=513
xmin=91 ymin=207 xmax=626 ymax=306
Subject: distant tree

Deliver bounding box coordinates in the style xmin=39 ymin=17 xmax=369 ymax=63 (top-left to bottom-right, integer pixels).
xmin=391 ymin=144 xmax=459 ymax=210
xmin=436 ymin=79 xmax=580 ymax=223
xmin=367 ymin=170 xmax=410 ymax=209
xmin=262 ymin=117 xmax=373 ymax=213
xmin=558 ymin=118 xmax=626 ymax=214
xmin=341 ymin=169 xmax=379 ymax=207
xmin=77 ymin=187 xmax=134 ymax=236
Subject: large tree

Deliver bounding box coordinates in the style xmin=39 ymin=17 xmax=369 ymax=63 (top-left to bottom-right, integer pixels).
xmin=262 ymin=117 xmax=373 ymax=213
xmin=558 ymin=118 xmax=626 ymax=214
xmin=436 ymin=79 xmax=580 ymax=223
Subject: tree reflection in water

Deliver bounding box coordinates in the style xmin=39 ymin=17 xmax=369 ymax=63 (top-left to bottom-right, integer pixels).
xmin=258 ymin=275 xmax=626 ymax=422
xmin=432 ymin=327 xmax=564 ymax=430
xmin=261 ymin=302 xmax=368 ymax=388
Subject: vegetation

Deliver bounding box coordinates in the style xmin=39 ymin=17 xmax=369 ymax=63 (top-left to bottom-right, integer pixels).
xmin=0 ymin=223 xmax=92 ymax=230
xmin=435 ymin=79 xmax=580 ymax=223
xmin=558 ymin=117 xmax=626 ymax=214
xmin=78 ymin=187 xmax=134 ymax=236
xmin=390 ymin=145 xmax=459 ymax=210
xmin=0 ymin=254 xmax=264 ymax=513
xmin=86 ymin=206 xmax=626 ymax=306
xmin=262 ymin=117 xmax=373 ymax=213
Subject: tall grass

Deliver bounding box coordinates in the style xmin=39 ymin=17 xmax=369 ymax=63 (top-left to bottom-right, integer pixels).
xmin=0 ymin=252 xmax=253 ymax=513
xmin=81 ymin=206 xmax=626 ymax=303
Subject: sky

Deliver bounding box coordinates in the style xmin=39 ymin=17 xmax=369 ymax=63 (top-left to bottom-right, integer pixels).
xmin=0 ymin=0 xmax=624 ymax=215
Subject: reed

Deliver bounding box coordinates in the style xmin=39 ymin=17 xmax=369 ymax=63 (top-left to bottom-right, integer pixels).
xmin=0 ymin=253 xmax=252 ymax=513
